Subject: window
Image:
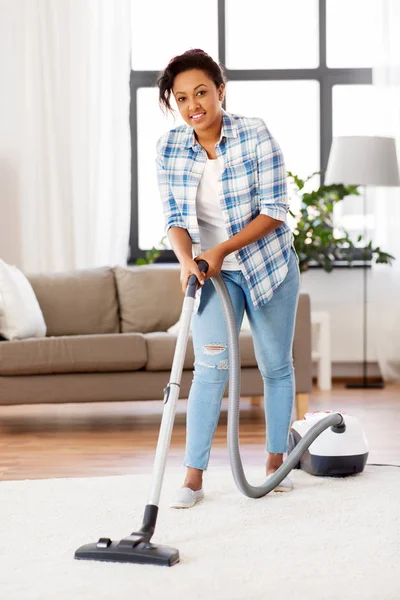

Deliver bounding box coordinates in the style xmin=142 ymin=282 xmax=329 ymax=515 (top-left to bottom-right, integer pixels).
xmin=129 ymin=0 xmax=373 ymax=264
xmin=227 ymin=80 xmax=320 ymax=182
xmin=326 ymin=0 xmax=382 ymax=68
xmin=226 ymin=0 xmax=319 ymax=70
xmin=131 ymin=0 xmax=218 ymax=70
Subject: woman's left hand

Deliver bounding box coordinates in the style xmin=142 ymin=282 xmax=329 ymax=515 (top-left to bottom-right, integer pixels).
xmin=195 ymin=246 xmax=226 ymax=281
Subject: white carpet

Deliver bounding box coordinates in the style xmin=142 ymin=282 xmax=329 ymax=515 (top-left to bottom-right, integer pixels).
xmin=1 ymin=465 xmax=399 ymax=600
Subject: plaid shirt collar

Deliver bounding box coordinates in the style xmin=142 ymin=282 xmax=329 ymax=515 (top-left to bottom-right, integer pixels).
xmin=181 ymin=108 xmax=239 ymax=151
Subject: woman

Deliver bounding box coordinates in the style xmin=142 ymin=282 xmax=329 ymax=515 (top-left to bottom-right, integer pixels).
xmin=156 ymin=49 xmax=300 ymax=508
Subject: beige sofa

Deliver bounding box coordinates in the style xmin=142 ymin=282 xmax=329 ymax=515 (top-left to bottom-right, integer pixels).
xmin=0 ymin=264 xmax=312 ymax=418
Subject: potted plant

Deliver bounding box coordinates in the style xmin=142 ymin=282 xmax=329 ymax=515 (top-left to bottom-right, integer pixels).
xmin=288 ymin=170 xmax=394 ymax=273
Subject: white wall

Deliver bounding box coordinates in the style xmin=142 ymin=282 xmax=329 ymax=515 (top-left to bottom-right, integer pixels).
xmin=302 ymin=267 xmax=375 ymax=362
xmin=301 ymin=267 xmax=383 ymax=376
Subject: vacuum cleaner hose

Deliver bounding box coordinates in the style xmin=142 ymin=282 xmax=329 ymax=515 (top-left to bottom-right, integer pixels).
xmin=73 ymin=258 xmax=349 ymax=567
xmin=195 ymin=260 xmax=345 ymax=498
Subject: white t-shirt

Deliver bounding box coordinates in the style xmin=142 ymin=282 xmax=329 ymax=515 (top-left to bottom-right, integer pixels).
xmin=195 ymin=157 xmax=240 ymax=270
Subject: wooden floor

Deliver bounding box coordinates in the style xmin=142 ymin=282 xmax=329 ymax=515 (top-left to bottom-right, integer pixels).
xmin=0 ymin=383 xmax=399 ymax=481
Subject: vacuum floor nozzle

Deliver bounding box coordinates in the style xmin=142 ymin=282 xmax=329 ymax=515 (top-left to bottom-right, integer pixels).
xmin=75 ymin=536 xmax=180 ymax=567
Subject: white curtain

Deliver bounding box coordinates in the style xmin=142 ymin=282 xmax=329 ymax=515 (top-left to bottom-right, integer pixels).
xmin=371 ymin=0 xmax=400 ymax=381
xmin=20 ymin=0 xmax=132 ymax=273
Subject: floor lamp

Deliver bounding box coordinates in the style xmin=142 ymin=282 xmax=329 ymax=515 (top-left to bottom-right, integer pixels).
xmin=324 ymin=136 xmax=400 ymax=389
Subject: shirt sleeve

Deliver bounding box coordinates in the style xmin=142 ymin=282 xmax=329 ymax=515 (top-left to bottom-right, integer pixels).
xmin=156 ymin=142 xmax=186 ymax=234
xmin=255 ymin=119 xmax=289 ymax=222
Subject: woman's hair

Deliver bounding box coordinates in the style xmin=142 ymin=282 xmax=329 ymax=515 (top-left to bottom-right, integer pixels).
xmin=156 ymin=49 xmax=226 ymax=116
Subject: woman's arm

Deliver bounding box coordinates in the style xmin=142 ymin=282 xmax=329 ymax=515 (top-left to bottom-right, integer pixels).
xmin=218 ymin=214 xmax=283 ymax=257
xmin=156 ymin=140 xmax=197 ymax=266
xmin=255 ymin=118 xmax=289 ymax=222
xmin=167 ymin=226 xmax=193 ymax=263
xmin=156 ymin=145 xmax=186 ymax=234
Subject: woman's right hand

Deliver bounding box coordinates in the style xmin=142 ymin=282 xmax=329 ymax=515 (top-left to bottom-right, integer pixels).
xmin=180 ymin=257 xmax=206 ymax=293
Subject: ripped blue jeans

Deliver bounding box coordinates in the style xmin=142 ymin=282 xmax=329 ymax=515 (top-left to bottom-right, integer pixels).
xmin=184 ymin=246 xmax=300 ymax=470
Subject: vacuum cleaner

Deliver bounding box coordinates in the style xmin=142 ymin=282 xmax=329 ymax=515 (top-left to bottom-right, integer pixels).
xmin=288 ymin=410 xmax=368 ymax=476
xmin=74 ymin=260 xmax=369 ymax=567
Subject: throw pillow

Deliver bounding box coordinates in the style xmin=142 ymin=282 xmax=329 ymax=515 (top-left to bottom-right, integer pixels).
xmin=0 ymin=259 xmax=47 ymax=340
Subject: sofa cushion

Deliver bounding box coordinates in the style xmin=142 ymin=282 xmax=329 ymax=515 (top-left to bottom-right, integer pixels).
xmin=27 ymin=267 xmax=119 ymax=336
xmin=144 ymin=331 xmax=258 ymax=371
xmin=0 ymin=334 xmax=146 ymax=375
xmin=114 ymin=264 xmax=184 ymax=333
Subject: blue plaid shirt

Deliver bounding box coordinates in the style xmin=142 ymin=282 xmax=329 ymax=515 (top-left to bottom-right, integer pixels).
xmin=156 ymin=108 xmax=294 ymax=310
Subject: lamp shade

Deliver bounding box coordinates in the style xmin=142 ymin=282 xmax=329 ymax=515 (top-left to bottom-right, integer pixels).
xmin=324 ymin=136 xmax=400 ymax=187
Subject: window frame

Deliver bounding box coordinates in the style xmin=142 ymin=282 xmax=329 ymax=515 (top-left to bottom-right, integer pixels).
xmin=128 ymin=0 xmax=372 ymax=266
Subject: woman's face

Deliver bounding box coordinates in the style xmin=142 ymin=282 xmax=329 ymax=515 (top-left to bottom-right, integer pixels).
xmin=172 ymin=69 xmax=224 ymax=133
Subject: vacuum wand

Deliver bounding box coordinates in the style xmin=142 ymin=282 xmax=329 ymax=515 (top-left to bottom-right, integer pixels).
xmin=74 ymin=261 xmax=209 ymax=567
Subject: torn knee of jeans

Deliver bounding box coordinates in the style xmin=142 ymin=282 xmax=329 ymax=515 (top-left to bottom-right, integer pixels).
xmin=217 ymin=359 xmax=229 ymax=370
xmin=196 ymin=360 xmax=215 ymax=369
xmin=196 ymin=344 xmax=229 ymax=371
xmin=203 ymin=343 xmax=227 ymax=356
xmin=196 ymin=358 xmax=229 ymax=370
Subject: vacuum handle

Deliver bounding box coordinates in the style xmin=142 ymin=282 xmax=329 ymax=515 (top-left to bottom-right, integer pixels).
xmin=186 ymin=260 xmax=209 ymax=298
